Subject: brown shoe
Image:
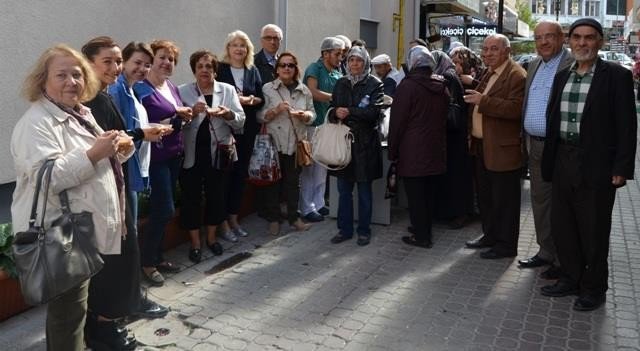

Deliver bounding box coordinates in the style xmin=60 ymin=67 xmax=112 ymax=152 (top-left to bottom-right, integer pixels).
xmin=291 ymin=219 xmax=311 ymax=232
xmin=269 ymin=222 xmax=281 ymax=236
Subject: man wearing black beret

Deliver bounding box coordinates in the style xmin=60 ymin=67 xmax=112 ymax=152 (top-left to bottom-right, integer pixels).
xmin=540 ymin=18 xmax=637 ymax=311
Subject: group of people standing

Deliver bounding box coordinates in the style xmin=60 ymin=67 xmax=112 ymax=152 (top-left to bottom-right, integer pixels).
xmin=9 ymin=17 xmax=637 ymax=351
xmin=452 ymin=19 xmax=636 ymax=313
xmin=9 ymin=24 xmax=397 ymax=350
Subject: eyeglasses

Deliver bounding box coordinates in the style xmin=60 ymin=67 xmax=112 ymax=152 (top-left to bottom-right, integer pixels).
xmin=278 ymin=63 xmax=296 ymax=69
xmin=262 ymin=36 xmax=281 ymax=42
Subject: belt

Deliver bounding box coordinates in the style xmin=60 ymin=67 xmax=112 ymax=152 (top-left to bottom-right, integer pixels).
xmin=558 ymin=138 xmax=579 ymax=146
xmin=529 ymin=135 xmax=545 ymax=142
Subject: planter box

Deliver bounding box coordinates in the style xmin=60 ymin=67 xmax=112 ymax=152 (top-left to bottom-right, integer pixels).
xmin=0 ymin=272 xmax=30 ymax=322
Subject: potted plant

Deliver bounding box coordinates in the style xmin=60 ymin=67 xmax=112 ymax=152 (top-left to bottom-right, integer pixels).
xmin=0 ymin=223 xmax=16 ymax=280
xmin=0 ymin=222 xmax=30 ymax=321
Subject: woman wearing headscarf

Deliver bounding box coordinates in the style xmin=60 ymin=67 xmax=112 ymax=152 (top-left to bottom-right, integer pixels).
xmin=431 ymin=50 xmax=474 ymax=229
xmin=389 ymin=46 xmax=449 ymax=248
xmin=327 ymin=46 xmax=384 ymax=247
xmin=449 ymin=45 xmax=487 ymax=89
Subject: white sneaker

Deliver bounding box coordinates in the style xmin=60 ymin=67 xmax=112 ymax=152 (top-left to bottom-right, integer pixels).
xmin=232 ymin=227 xmax=249 ymax=237
xmin=221 ymin=230 xmax=238 ymax=242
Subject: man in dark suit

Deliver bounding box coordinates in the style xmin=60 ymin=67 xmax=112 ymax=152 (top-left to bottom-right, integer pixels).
xmin=254 ymin=24 xmax=282 ymax=83
xmin=540 ymin=19 xmax=637 ymax=311
xmin=517 ymin=21 xmax=573 ymax=279
xmin=463 ymin=34 xmax=526 ymax=259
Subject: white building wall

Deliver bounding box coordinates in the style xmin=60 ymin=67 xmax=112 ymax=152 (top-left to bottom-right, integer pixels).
xmin=0 ymin=0 xmax=359 ymax=184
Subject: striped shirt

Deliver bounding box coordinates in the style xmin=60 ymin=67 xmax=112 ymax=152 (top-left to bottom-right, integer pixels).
xmin=524 ymin=52 xmax=563 ymax=137
xmin=559 ymin=63 xmax=595 ymax=143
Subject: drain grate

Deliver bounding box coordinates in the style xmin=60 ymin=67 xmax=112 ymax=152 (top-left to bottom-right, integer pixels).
xmin=205 ymin=251 xmax=253 ymax=275
xmin=154 ymin=327 xmax=170 ymax=336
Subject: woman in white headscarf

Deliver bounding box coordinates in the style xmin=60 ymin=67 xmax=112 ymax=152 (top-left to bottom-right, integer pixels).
xmin=327 ymin=46 xmax=384 ymax=247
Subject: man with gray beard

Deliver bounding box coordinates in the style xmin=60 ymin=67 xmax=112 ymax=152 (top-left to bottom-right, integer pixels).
xmin=540 ymin=19 xmax=637 ymax=311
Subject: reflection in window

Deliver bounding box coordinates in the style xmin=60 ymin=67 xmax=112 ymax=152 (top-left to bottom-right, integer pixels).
xmin=585 ymin=0 xmax=599 ymax=16
xmin=570 ymin=0 xmax=581 ymax=15
xmin=536 ymin=0 xmax=547 ymax=14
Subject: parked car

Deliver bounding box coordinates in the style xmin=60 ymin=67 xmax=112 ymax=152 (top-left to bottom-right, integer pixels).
xmin=598 ymin=51 xmax=633 ymax=70
xmin=514 ymin=53 xmax=537 ymax=70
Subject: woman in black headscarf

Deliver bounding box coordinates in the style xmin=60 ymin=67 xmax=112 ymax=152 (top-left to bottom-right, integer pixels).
xmin=431 ymin=50 xmax=474 ymax=229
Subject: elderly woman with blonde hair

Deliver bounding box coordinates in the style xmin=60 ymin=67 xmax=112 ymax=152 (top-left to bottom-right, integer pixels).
xmin=11 ymin=44 xmax=133 ymax=351
xmin=216 ymin=30 xmax=265 ymax=241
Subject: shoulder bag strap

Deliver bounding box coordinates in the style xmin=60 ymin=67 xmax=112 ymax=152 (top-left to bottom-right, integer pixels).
xmin=274 ymin=87 xmax=302 ymax=143
xmin=32 ymin=159 xmax=56 ymax=229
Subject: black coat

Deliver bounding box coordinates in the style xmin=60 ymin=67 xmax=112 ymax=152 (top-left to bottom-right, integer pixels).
xmin=328 ymin=75 xmax=384 ymax=182
xmin=542 ymin=59 xmax=637 ymax=185
xmin=254 ymin=49 xmax=276 ymax=84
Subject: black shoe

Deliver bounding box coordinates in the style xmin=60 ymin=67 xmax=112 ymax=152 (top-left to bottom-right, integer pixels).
xmin=540 ymin=280 xmax=579 ymax=297
xmin=573 ymin=294 xmax=605 ymax=311
xmin=356 ymin=236 xmax=370 ymax=246
xmin=85 ymin=314 xmax=138 ymax=351
xmin=540 ymin=265 xmax=561 ymax=280
xmin=188 ymin=248 xmax=202 ymax=263
xmin=330 ymin=234 xmax=352 ymax=244
xmin=136 ymin=296 xmax=169 ymax=319
xmin=156 ymin=261 xmax=181 ymax=273
xmin=207 ymin=241 xmax=224 ymax=256
xmin=303 ymin=211 xmax=324 ymax=222
xmin=518 ymin=255 xmax=551 ymax=268
xmin=448 ymin=215 xmax=470 ymax=229
xmin=402 ymin=235 xmax=432 ymax=248
xmin=479 ymin=248 xmax=515 ymax=259
xmin=318 ymin=207 xmax=330 ymax=216
xmin=465 ymin=235 xmax=493 ymax=249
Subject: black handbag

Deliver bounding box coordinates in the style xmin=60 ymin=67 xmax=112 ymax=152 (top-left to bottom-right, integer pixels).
xmin=12 ymin=159 xmax=104 ymax=305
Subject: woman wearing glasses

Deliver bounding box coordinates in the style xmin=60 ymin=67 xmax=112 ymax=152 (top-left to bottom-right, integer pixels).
xmin=257 ymin=52 xmax=315 ymax=235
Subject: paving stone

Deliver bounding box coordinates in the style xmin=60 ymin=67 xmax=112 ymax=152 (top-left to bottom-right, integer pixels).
xmin=3 ymin=134 xmax=640 ymax=351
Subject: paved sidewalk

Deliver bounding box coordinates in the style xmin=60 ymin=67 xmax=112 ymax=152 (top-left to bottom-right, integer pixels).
xmin=1 ymin=153 xmax=639 ymax=350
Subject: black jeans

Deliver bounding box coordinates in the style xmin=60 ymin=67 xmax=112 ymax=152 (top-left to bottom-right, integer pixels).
xmin=259 ymin=153 xmax=301 ymax=224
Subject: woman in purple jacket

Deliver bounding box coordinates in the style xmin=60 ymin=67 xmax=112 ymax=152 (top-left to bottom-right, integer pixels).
xmin=134 ymin=40 xmax=192 ymax=286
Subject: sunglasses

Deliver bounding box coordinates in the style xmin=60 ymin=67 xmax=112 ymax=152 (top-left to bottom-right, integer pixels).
xmin=278 ymin=63 xmax=296 ymax=69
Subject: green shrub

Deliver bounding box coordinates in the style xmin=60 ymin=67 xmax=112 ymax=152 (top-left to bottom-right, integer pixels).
xmin=0 ymin=223 xmax=16 ymax=278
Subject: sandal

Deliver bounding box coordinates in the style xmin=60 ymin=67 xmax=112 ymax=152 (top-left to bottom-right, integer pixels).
xmin=143 ymin=268 xmax=164 ymax=287
xmin=402 ymin=235 xmax=432 ymax=248
xmin=157 ymin=261 xmax=181 ymax=273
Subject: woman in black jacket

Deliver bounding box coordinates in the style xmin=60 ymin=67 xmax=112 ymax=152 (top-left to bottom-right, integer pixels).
xmin=328 ymin=46 xmax=384 ymax=246
xmin=431 ymin=50 xmax=474 ymax=229
xmin=216 ymin=30 xmax=265 ymax=241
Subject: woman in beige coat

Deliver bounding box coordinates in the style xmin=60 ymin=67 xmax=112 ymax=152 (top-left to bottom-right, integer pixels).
xmin=11 ymin=44 xmax=133 ymax=351
xmin=257 ymin=52 xmax=316 ymax=235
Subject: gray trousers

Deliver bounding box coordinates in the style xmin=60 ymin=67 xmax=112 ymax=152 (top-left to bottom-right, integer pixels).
xmin=46 ymin=279 xmax=89 ymax=351
xmin=528 ymin=137 xmax=557 ymax=263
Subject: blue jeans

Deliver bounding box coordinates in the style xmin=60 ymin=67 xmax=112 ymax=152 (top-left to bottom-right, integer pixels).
xmin=142 ymin=157 xmax=180 ymax=267
xmin=337 ymin=178 xmax=373 ymax=238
